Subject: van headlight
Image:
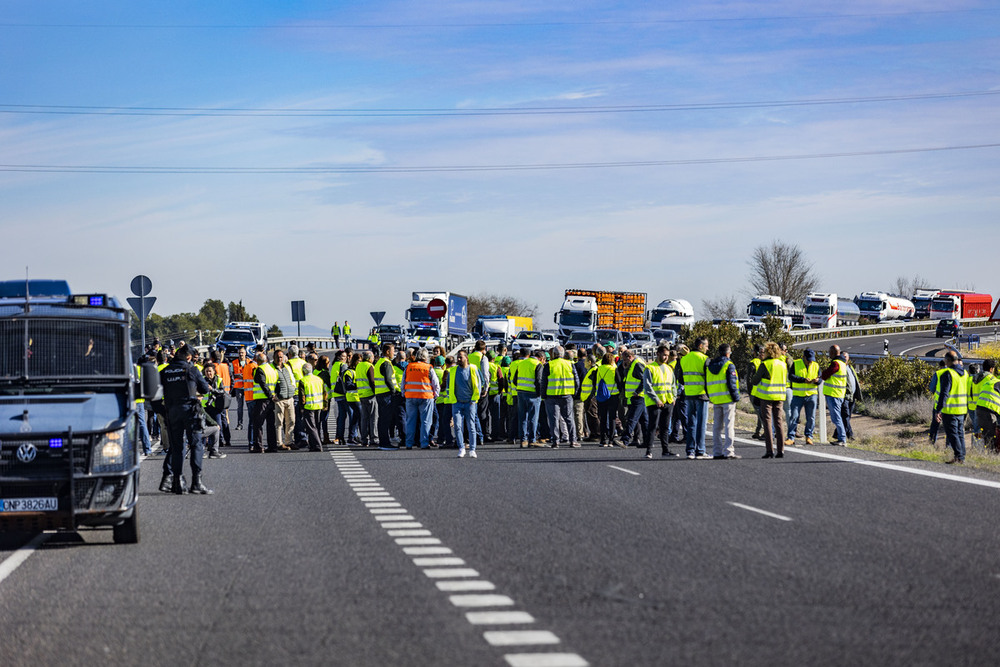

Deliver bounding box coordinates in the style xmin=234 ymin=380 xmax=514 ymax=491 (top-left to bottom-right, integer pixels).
xmin=93 ymin=429 xmax=127 ymax=471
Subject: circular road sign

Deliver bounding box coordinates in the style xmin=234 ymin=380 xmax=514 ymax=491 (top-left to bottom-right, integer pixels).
xmin=427 ymin=298 xmax=447 ymax=319
xmin=130 ymin=274 xmax=153 ymax=297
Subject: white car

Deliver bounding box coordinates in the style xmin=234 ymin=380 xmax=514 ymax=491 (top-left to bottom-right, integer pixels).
xmin=511 ymin=330 xmax=558 ymax=353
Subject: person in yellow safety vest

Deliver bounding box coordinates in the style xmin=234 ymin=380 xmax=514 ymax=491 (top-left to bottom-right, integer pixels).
xmin=343 ymin=321 xmax=352 ymax=341
xmin=639 ymin=344 xmax=676 ymax=459
xmin=297 ymin=362 xmax=326 ymax=451
xmin=786 ymin=349 xmax=820 ymax=446
xmin=750 ymin=341 xmax=789 ymax=459
xmin=446 ymin=350 xmax=482 ymax=458
xmin=819 ymin=344 xmax=849 ymax=446
xmin=373 ymin=343 xmax=399 ymax=450
xmin=934 ymin=350 xmax=970 ymax=464
xmin=487 ymin=351 xmax=503 ymax=442
xmin=287 ymin=345 xmax=306 ymax=382
xmin=593 ymin=350 xmax=621 ymax=447
xmin=331 ymin=322 xmax=341 ymax=348
xmin=314 ymin=355 xmax=334 ymax=445
xmin=679 ymin=337 xmax=711 ymax=459
xmin=199 ymin=363 xmax=227 ymax=460
xmin=511 ymin=348 xmax=542 ymax=448
xmin=252 ymin=351 xmax=280 ymax=453
xmin=540 ymin=346 xmax=580 ymax=448
xmin=500 ymin=356 xmax=517 ymax=444
xmin=342 ymin=353 xmax=361 ymax=444
xmin=367 ymin=328 xmax=381 ymax=349
xmin=391 ymin=351 xmax=408 ymax=444
xmin=617 ymin=348 xmax=648 ymax=449
xmin=436 ymin=355 xmax=455 ymax=448
xmin=666 ymin=348 xmax=686 ymax=445
xmin=706 ymin=343 xmax=741 ymax=460
xmin=748 ymin=344 xmax=765 ymax=441
xmin=355 ymin=351 xmax=377 ymax=446
xmin=974 ymin=359 xmax=1000 ymax=453
xmin=329 ymin=350 xmax=349 ymax=444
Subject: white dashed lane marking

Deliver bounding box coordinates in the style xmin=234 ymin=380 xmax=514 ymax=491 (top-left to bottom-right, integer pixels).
xmin=333 ymin=450 xmax=588 ymax=666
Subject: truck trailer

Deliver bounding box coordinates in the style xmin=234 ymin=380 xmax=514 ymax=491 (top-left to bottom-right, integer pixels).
xmin=554 ymin=289 xmax=646 ymax=338
xmin=803 ymin=293 xmax=861 ymax=329
xmin=405 ymin=291 xmax=469 ymax=347
xmin=854 ymin=291 xmax=915 ymax=322
xmin=649 ymin=299 xmax=694 ymax=333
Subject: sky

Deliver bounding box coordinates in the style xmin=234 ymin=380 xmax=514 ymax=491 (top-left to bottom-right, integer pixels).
xmin=2 ymin=1 xmax=998 ymax=335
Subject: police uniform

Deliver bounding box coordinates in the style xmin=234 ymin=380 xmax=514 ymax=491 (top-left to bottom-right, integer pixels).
xmin=160 ymin=356 xmax=214 ymax=494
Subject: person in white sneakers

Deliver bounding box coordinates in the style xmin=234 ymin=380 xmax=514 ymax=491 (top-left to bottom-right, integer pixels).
xmin=446 ymin=351 xmax=481 ymax=458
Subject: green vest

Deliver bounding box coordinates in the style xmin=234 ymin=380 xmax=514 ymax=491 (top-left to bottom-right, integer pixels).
xmin=751 ymin=358 xmax=787 ymax=402
xmin=330 ymin=361 xmax=345 ymax=399
xmin=791 ymin=359 xmax=820 ymax=397
xmin=489 ymin=362 xmax=500 ymax=396
xmin=394 ymin=363 xmax=404 ymax=391
xmin=514 ymin=358 xmax=539 ymax=394
xmin=356 ymin=361 xmax=374 ymax=398
xmin=434 ymin=367 xmax=447 ymax=404
xmin=644 ymin=362 xmax=675 ymax=407
xmin=822 ymin=360 xmax=847 ymax=399
xmin=253 ymin=363 xmax=278 ymax=401
xmin=445 ymin=365 xmax=481 ymax=404
xmin=706 ymin=360 xmax=738 ymax=405
xmin=332 ymin=325 xmax=341 ymax=336
xmin=940 ymin=368 xmax=969 ymax=415
xmin=623 ymin=359 xmax=645 ymax=401
xmin=288 ymin=357 xmax=306 ymax=383
xmin=373 ymin=357 xmax=392 ymax=395
xmin=581 ymin=366 xmax=598 ymax=402
xmin=344 ymin=323 xmax=351 ymax=335
xmin=546 ymin=358 xmax=575 ymax=396
xmin=975 ymin=373 xmax=1000 ymax=414
xmin=594 ymin=364 xmax=620 ymax=397
xmin=344 ymin=368 xmax=360 ymax=403
xmin=299 ymin=374 xmax=325 ymax=410
xmin=680 ymin=351 xmax=708 ymax=397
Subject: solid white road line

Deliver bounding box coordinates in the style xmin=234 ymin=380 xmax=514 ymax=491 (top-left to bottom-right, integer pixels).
xmin=484 ymin=631 xmax=561 ymax=646
xmin=735 ymin=435 xmax=1000 ymax=490
xmin=437 ymin=580 xmax=496 ymax=592
xmin=607 ymin=465 xmax=640 ymax=476
xmin=504 ymin=653 xmax=589 ymax=667
xmin=728 ymin=502 xmax=793 ymax=522
xmin=466 ymin=611 xmax=535 ymax=625
xmin=0 ymin=533 xmax=49 ymax=585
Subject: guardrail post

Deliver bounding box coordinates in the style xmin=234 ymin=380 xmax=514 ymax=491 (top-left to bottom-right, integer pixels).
xmin=817 ymin=380 xmax=827 ymax=444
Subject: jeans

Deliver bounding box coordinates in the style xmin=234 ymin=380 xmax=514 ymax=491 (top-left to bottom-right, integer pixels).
xmin=684 ymin=397 xmax=708 ymax=456
xmin=405 ymin=398 xmax=434 ymax=448
xmin=452 ymin=401 xmax=478 ymax=451
xmin=517 ymin=394 xmax=541 ymax=443
xmin=787 ymin=394 xmax=817 ymax=439
xmin=621 ymin=397 xmax=648 ymax=447
xmin=942 ymin=413 xmax=966 ymax=461
xmin=136 ymin=401 xmax=152 ymax=454
xmin=825 ymin=395 xmax=846 ymax=443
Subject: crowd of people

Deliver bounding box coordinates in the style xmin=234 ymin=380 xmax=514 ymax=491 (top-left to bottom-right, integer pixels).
xmin=135 ymin=330 xmax=999 ymax=487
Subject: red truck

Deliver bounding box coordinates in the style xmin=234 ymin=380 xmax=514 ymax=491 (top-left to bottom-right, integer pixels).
xmin=930 ymin=291 xmax=993 ymax=320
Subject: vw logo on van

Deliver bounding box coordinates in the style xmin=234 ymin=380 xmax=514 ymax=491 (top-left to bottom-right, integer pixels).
xmin=16 ymin=442 xmax=38 ymax=463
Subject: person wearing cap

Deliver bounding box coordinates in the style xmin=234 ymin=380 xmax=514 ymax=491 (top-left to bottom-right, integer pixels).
xmin=934 ymin=350 xmax=970 ymax=464
xmin=786 ymin=349 xmax=820 ymax=446
xmin=159 ymin=344 xmax=215 ymax=494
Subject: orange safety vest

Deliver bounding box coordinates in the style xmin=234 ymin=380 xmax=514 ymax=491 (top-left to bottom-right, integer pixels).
xmin=403 ymin=362 xmax=435 ymax=399
xmin=215 ymin=362 xmax=232 ymax=392
xmin=232 ymin=358 xmax=248 ymax=391
xmin=243 ymin=361 xmax=258 ymax=401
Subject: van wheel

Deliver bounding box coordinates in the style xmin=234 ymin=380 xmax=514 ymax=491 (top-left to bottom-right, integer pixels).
xmin=113 ymin=508 xmax=140 ymax=544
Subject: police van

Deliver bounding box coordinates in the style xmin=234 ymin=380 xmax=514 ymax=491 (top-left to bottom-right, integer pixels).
xmin=0 ymin=280 xmax=158 ymax=543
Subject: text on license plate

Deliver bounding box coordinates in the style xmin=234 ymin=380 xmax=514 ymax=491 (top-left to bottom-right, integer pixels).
xmin=0 ymin=498 xmax=58 ymax=512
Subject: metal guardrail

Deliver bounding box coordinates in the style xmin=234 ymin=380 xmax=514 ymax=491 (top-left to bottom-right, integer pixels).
xmin=789 ymin=318 xmax=990 ymax=344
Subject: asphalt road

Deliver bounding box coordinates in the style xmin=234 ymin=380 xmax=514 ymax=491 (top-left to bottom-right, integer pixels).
xmin=3 ymin=421 xmax=1000 ymax=666
xmin=793 ymin=324 xmax=1000 ymax=358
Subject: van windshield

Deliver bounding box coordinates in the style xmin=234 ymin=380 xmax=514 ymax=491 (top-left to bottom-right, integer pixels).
xmin=0 ymin=392 xmax=124 ymax=435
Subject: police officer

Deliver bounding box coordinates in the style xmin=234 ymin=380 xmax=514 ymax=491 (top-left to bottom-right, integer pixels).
xmin=159 ymin=345 xmax=216 ymax=494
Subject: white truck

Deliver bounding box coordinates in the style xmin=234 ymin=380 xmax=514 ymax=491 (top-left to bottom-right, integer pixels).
xmin=554 ymin=294 xmax=599 ymax=338
xmin=473 ymin=315 xmax=533 ymax=344
xmin=803 ymin=293 xmax=862 ymax=329
xmin=649 ymin=298 xmax=694 ymax=333
xmin=911 ymin=289 xmax=940 ymax=319
xmin=854 ymin=291 xmax=915 ymax=322
xmin=746 ymin=295 xmax=793 ymax=330
xmin=405 ymin=291 xmax=469 ymax=347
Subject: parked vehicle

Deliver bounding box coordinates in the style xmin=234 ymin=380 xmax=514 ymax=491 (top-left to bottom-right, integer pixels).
xmin=0 ymin=280 xmax=157 ymax=543
xmin=511 ymin=330 xmax=558 ymax=353
xmin=554 ymin=289 xmax=646 ymax=338
xmin=745 ymin=295 xmax=801 ymax=329
xmin=652 ymin=329 xmax=678 ymax=345
xmin=374 ymin=324 xmax=406 ymax=347
xmin=930 ymin=291 xmax=993 ymax=320
xmin=936 ymin=319 xmax=962 ymax=338
xmin=594 ymin=329 xmax=624 ymax=347
xmin=565 ymin=331 xmax=600 ymax=349
xmin=472 ymin=315 xmax=533 ymax=344
xmin=627 ymin=330 xmax=655 ymax=350
xmin=911 ymin=289 xmax=941 ymax=319
xmin=215 ymin=328 xmax=260 ymax=361
xmin=854 ymin=291 xmax=915 ymax=322
xmin=649 ymin=298 xmax=694 ymax=332
xmin=405 ymin=291 xmax=469 ymax=347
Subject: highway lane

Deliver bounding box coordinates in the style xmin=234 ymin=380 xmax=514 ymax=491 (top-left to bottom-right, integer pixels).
xmin=793 ymin=324 xmax=999 ymax=358
xmin=3 ymin=426 xmax=1000 ymax=666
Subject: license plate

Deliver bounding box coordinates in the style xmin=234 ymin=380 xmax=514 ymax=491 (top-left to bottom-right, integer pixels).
xmin=0 ymin=497 xmax=58 ymax=512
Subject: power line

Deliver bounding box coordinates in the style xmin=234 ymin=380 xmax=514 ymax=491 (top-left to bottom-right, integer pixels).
xmin=0 ymin=9 xmax=996 ymax=29
xmin=1 ymin=89 xmax=996 ymax=118
xmin=1 ymin=142 xmax=997 ymax=174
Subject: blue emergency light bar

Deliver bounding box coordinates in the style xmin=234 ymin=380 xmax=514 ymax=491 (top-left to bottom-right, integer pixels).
xmin=70 ymin=294 xmax=108 ymax=307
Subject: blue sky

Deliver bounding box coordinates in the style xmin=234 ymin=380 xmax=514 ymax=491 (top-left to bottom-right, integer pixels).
xmin=2 ymin=1 xmax=998 ymax=333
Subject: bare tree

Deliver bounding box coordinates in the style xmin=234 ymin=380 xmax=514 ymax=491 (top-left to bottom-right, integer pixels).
xmin=701 ymin=294 xmax=740 ymax=320
xmin=467 ymin=292 xmax=539 ymax=326
xmin=746 ymin=240 xmax=819 ymax=304
xmin=890 ymin=274 xmax=932 ymax=298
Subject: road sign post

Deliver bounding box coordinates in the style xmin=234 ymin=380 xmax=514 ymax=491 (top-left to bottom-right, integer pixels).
xmin=128 ymin=275 xmax=154 ymax=354
xmin=291 ymin=300 xmax=306 ymax=338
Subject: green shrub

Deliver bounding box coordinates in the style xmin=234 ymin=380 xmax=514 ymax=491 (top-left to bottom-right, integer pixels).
xmin=859 ymin=356 xmax=934 ymax=402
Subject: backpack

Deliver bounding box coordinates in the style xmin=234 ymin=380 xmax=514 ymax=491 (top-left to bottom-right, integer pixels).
xmin=595 ymin=377 xmax=612 ymax=403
